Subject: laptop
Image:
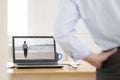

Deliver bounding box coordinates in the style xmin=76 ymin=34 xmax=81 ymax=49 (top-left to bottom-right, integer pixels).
xmin=12 ymin=36 xmax=63 ymax=68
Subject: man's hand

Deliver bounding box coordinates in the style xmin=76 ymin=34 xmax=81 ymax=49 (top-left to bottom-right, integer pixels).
xmin=83 ymin=48 xmax=118 ymax=68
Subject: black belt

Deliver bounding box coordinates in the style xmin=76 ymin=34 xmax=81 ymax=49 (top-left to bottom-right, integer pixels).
xmin=103 ymin=47 xmax=120 ymax=52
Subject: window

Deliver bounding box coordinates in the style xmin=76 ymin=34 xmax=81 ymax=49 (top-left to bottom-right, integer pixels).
xmin=7 ymin=0 xmax=28 ymax=36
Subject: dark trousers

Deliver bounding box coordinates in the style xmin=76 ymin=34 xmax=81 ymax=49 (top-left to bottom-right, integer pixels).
xmin=24 ymin=48 xmax=28 ymax=58
xmin=97 ymin=48 xmax=120 ymax=80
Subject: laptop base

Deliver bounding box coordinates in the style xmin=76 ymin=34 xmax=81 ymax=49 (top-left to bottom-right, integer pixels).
xmin=14 ymin=64 xmax=63 ymax=68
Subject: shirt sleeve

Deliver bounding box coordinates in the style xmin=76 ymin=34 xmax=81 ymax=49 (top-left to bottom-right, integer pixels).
xmin=54 ymin=0 xmax=90 ymax=60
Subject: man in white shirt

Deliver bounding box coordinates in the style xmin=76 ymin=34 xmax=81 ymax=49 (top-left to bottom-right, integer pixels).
xmin=54 ymin=0 xmax=120 ymax=80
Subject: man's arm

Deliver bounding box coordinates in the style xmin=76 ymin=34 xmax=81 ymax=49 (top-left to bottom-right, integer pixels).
xmin=54 ymin=0 xmax=89 ymax=59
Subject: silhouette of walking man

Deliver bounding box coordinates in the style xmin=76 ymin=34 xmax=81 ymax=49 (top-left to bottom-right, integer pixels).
xmin=22 ymin=41 xmax=28 ymax=58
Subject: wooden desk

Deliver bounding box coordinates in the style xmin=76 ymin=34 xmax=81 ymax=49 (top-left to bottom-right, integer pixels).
xmin=8 ymin=61 xmax=96 ymax=80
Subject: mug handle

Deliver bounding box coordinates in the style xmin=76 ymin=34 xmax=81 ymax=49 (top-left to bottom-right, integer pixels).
xmin=58 ymin=53 xmax=62 ymax=60
xmin=56 ymin=52 xmax=62 ymax=61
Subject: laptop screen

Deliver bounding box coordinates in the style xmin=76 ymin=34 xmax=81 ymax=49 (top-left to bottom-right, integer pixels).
xmin=12 ymin=36 xmax=56 ymax=64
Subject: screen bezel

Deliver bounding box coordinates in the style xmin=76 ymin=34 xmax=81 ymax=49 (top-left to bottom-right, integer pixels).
xmin=12 ymin=36 xmax=57 ymax=64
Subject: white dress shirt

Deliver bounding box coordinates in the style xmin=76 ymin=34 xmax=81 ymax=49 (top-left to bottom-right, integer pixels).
xmin=54 ymin=0 xmax=120 ymax=60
